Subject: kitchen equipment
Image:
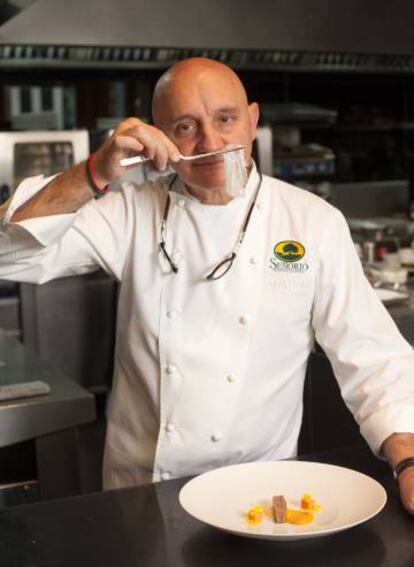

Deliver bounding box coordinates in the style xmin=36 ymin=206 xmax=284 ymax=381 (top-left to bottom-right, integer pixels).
xmin=399 ymin=247 xmax=414 ymax=267
xmin=0 ymin=130 xmax=89 ymax=193
xmin=362 ymin=241 xmax=375 ymax=264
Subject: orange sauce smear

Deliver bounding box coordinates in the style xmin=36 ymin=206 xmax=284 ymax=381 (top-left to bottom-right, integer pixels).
xmin=286 ymin=509 xmax=314 ymax=525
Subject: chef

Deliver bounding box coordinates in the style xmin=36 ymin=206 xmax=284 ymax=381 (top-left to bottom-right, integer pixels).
xmin=1 ymin=58 xmax=414 ymax=514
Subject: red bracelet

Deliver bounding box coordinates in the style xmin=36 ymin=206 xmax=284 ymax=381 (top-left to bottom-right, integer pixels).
xmin=86 ymin=154 xmax=110 ymax=198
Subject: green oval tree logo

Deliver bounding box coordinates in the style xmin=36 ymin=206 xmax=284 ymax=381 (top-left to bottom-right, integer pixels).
xmin=274 ymin=241 xmax=305 ymax=263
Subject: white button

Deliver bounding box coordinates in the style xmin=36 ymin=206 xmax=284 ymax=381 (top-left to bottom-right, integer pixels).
xmin=165 ymin=364 xmax=177 ymax=375
xmin=161 ymin=472 xmax=171 ymax=480
xmin=249 ymin=257 xmax=257 ymax=265
xmin=226 ymin=375 xmax=236 ymax=383
xmin=165 ymin=423 xmax=176 ymax=433
xmin=239 ymin=315 xmax=249 ymax=326
xmin=167 ymin=309 xmax=180 ymax=319
xmin=177 ymin=198 xmax=186 ymax=208
xmin=256 ymin=202 xmax=264 ymax=211
xmin=211 ymin=433 xmax=222 ymax=442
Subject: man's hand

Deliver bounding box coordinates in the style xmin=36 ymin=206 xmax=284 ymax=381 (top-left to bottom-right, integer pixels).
xmin=11 ymin=118 xmax=180 ymax=222
xmin=397 ymin=467 xmax=414 ymax=514
xmin=9 ymin=117 xmax=182 ymax=222
xmin=92 ymin=117 xmax=181 ymax=185
xmin=382 ymin=433 xmax=414 ymax=514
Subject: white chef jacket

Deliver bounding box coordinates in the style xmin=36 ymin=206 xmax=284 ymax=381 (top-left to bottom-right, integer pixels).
xmin=1 ymin=165 xmax=414 ymax=489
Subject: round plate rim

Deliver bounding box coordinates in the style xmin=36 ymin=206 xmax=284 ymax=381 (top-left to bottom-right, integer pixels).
xmin=178 ymin=460 xmax=387 ymax=541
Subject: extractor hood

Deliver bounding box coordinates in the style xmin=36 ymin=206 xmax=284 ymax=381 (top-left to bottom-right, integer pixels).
xmin=2 ymin=0 xmax=414 ymax=73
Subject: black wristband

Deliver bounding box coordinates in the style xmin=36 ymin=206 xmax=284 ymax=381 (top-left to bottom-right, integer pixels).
xmin=393 ymin=457 xmax=414 ymax=480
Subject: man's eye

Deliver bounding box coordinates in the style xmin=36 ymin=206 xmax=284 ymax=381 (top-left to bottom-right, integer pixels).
xmin=218 ymin=115 xmax=235 ymax=126
xmin=176 ymin=123 xmax=195 ymax=135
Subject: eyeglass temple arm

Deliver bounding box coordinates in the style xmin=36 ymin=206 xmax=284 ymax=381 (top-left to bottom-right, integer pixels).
xmin=160 ymin=241 xmax=179 ymax=273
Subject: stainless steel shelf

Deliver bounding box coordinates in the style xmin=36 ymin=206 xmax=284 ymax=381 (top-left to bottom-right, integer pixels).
xmin=2 ymin=44 xmax=414 ymax=73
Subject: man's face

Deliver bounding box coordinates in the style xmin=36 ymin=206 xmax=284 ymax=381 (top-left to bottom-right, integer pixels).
xmin=153 ymin=67 xmax=259 ymax=192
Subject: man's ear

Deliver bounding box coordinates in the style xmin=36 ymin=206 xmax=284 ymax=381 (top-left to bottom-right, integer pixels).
xmin=248 ymin=102 xmax=260 ymax=139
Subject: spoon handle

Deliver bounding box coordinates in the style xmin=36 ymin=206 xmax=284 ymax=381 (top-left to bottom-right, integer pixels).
xmin=120 ymin=155 xmax=150 ymax=167
xmin=120 ymin=145 xmax=244 ymax=167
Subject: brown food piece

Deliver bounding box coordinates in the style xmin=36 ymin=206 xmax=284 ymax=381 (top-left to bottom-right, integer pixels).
xmin=273 ymin=495 xmax=287 ymax=523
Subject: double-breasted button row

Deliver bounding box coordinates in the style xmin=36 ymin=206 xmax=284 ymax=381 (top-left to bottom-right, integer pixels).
xmin=162 ymin=420 xmax=224 ymax=443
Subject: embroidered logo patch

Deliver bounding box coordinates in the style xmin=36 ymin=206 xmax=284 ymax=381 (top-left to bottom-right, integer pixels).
xmin=274 ymin=241 xmax=305 ymax=263
xmin=270 ymin=240 xmax=309 ymax=273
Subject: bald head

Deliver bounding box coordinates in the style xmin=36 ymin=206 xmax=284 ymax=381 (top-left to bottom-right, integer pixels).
xmin=149 ymin=57 xmax=259 ymax=195
xmin=152 ymin=58 xmax=248 ymax=125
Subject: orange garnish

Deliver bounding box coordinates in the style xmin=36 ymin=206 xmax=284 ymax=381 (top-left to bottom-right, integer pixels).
xmin=246 ymin=505 xmax=264 ymax=525
xmin=300 ymin=493 xmax=321 ymax=512
xmin=286 ymin=509 xmax=314 ymax=525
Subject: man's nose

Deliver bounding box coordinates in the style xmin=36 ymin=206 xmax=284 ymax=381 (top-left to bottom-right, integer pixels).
xmin=197 ymin=123 xmax=223 ymax=152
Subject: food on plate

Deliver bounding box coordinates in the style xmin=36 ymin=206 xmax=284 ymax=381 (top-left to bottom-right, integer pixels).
xmin=273 ymin=495 xmax=287 ymax=523
xmin=285 ymin=509 xmax=314 ymax=525
xmin=301 ymin=493 xmax=321 ymax=511
xmin=245 ymin=492 xmax=321 ymax=527
xmin=247 ymin=505 xmax=264 ymax=525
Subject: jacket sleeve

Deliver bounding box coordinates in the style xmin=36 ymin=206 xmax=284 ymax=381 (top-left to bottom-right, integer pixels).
xmin=0 ymin=174 xmax=135 ymax=284
xmin=311 ymin=207 xmax=414 ymax=455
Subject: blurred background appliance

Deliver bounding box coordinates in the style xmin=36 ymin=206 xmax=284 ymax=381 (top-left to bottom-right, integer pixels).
xmin=330 ymin=179 xmax=410 ymax=218
xmin=0 ymin=129 xmax=89 ymax=199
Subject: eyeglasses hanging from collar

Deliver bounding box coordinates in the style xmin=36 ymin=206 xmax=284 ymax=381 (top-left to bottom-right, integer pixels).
xmin=159 ymin=172 xmax=262 ymax=281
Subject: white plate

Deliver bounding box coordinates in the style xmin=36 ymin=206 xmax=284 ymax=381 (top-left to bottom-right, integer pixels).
xmin=179 ymin=461 xmax=387 ymax=541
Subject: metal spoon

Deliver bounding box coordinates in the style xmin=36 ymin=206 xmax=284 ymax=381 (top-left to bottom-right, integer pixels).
xmin=120 ymin=145 xmax=245 ymax=167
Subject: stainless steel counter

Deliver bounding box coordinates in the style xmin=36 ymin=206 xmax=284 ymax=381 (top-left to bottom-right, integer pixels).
xmin=0 ymin=330 xmax=96 ymax=500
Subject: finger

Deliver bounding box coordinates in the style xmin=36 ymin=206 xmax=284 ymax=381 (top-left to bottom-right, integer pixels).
xmin=153 ymin=143 xmax=170 ymax=172
xmin=134 ymin=129 xmax=165 ymax=162
xmin=161 ymin=135 xmax=181 ymax=163
xmin=112 ymin=135 xmax=144 ymax=155
xmin=119 ymin=124 xmax=156 ymax=145
xmin=116 ymin=123 xmax=178 ymax=169
xmin=113 ymin=117 xmax=143 ymax=136
xmin=114 ymin=120 xmax=179 ymax=162
xmin=142 ymin=143 xmax=156 ymax=161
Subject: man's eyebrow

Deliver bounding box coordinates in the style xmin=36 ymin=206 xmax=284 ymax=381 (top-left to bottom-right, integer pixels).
xmin=169 ymin=114 xmax=196 ymax=125
xmin=169 ymin=107 xmax=240 ymax=125
xmin=216 ymin=106 xmax=239 ymax=114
